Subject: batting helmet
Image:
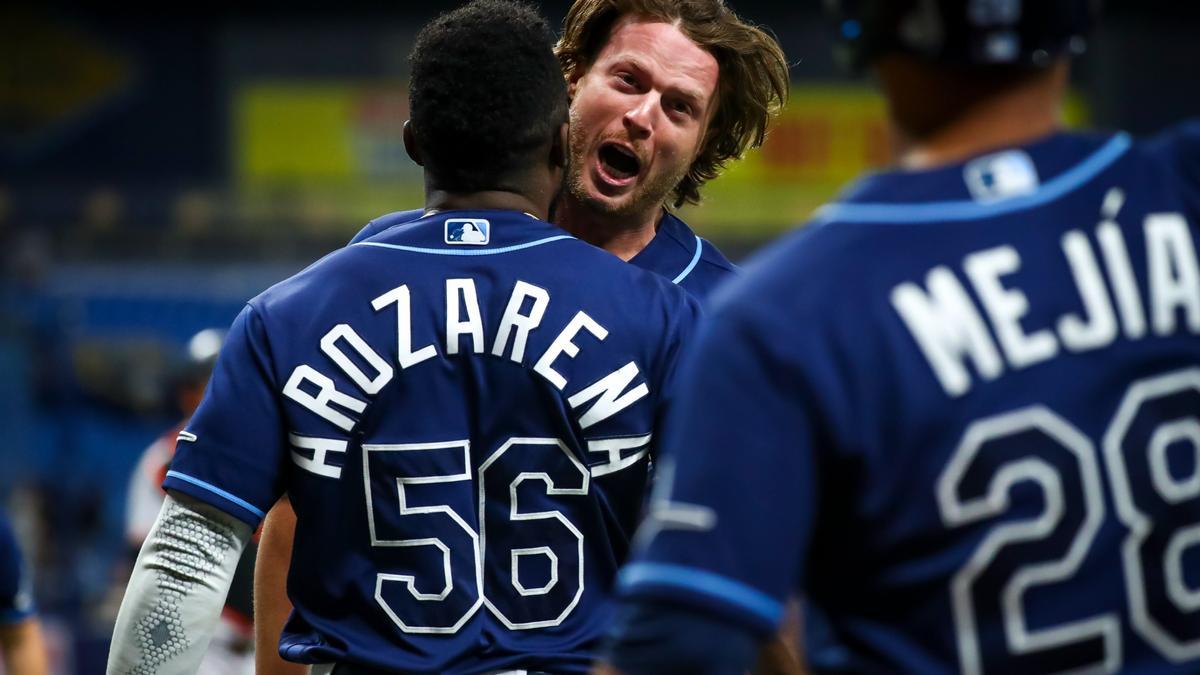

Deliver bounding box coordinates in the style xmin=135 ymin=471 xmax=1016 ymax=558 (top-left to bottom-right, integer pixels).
xmin=825 ymin=0 xmax=1100 ymax=69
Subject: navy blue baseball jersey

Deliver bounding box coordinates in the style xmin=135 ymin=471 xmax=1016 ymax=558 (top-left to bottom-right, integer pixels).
xmin=619 ymin=122 xmax=1200 ymax=674
xmin=351 ymin=210 xmax=737 ymax=302
xmin=164 ymin=210 xmax=700 ymax=674
xmin=349 ymin=209 xmax=424 ymax=244
xmin=0 ymin=510 xmax=34 ymax=625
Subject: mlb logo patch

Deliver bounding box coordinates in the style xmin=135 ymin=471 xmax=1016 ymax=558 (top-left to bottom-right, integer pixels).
xmin=445 ymin=218 xmax=490 ymax=245
xmin=964 ymin=149 xmax=1039 ymax=202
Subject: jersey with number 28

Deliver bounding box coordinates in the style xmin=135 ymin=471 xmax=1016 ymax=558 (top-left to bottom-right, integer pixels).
xmin=621 ymin=122 xmax=1200 ymax=675
xmin=165 ymin=210 xmax=699 ymax=674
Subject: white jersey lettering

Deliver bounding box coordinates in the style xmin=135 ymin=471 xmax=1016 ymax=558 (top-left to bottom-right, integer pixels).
xmin=568 ymin=362 xmax=649 ymax=430
xmin=891 ymin=267 xmax=1004 ymax=397
xmin=446 ymin=279 xmax=486 ymax=356
xmin=1058 ymin=230 xmax=1119 ymax=352
xmin=321 ymin=324 xmax=394 ymax=394
xmin=964 ymin=245 xmax=1059 ymax=369
xmin=1146 ymin=213 xmax=1200 ymax=335
xmin=373 ymin=285 xmax=438 ymax=369
xmin=492 ymin=281 xmax=550 ymax=363
xmin=283 ymin=365 xmax=368 ymax=432
xmin=534 ymin=311 xmax=608 ymax=390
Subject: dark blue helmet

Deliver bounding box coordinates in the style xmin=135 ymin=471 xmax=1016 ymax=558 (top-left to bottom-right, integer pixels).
xmin=176 ymin=328 xmax=224 ymax=388
xmin=825 ymin=0 xmax=1100 ymax=69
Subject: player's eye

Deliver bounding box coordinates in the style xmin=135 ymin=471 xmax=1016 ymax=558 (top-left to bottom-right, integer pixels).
xmin=615 ymin=72 xmax=637 ymax=88
xmin=668 ymin=100 xmax=694 ymax=118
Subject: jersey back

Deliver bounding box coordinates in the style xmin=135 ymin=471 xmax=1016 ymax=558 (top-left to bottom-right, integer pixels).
xmin=621 ymin=122 xmax=1200 ymax=675
xmin=351 ymin=209 xmax=738 ymax=302
xmin=166 ymin=211 xmax=699 ymax=674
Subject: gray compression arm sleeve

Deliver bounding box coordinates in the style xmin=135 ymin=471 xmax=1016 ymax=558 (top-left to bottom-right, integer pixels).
xmin=106 ymin=492 xmax=253 ymax=675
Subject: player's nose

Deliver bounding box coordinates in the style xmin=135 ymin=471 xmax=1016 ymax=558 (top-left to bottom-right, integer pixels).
xmin=622 ymin=94 xmax=656 ymax=140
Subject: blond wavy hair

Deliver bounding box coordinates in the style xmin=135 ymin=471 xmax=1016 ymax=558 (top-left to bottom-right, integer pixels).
xmin=557 ymin=0 xmax=790 ymax=207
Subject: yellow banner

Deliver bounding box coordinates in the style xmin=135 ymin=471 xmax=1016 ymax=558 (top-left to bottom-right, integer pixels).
xmin=680 ymin=86 xmax=1089 ymax=235
xmin=233 ymin=83 xmax=424 ymax=233
xmin=680 ymin=86 xmax=889 ymax=236
xmin=234 ymin=83 xmax=1088 ymax=237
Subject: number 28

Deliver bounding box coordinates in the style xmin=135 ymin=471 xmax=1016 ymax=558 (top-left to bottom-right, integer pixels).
xmin=938 ymin=368 xmax=1200 ymax=674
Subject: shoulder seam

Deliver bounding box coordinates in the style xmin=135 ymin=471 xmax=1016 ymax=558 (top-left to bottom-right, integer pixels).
xmin=671 ymin=235 xmax=705 ymax=284
xmin=813 ymin=133 xmax=1132 ymax=225
xmin=698 ymin=241 xmax=737 ymax=271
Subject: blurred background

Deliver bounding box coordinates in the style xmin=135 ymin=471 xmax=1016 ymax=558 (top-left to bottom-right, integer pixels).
xmin=0 ymin=0 xmax=1196 ymax=671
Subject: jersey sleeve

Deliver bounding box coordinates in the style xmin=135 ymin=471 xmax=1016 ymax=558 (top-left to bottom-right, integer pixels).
xmin=348 ymin=209 xmax=423 ymax=245
xmin=1169 ymin=118 xmax=1200 ymax=187
xmin=163 ymin=304 xmax=288 ymax=527
xmin=349 ymin=219 xmax=390 ymax=245
xmin=657 ymin=292 xmax=703 ymax=414
xmin=677 ymin=240 xmax=738 ymax=304
xmin=617 ymin=298 xmax=820 ymax=636
xmin=0 ymin=516 xmax=34 ymax=624
xmin=1146 ymin=118 xmax=1200 ymax=195
xmin=604 ymin=598 xmax=761 ymax=675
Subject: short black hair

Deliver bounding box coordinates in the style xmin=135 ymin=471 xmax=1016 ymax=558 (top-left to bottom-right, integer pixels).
xmin=409 ymin=0 xmax=568 ymax=192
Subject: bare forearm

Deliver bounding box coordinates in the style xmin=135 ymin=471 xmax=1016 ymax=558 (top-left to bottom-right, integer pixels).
xmin=107 ymin=492 xmax=251 ymax=675
xmin=254 ymin=497 xmax=305 ymax=675
xmin=0 ymin=620 xmax=48 ymax=675
xmin=752 ymin=599 xmax=807 ymax=675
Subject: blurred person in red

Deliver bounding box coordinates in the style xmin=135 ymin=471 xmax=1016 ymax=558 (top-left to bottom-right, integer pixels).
xmin=123 ymin=329 xmax=256 ymax=675
xmin=0 ymin=508 xmax=47 ymax=675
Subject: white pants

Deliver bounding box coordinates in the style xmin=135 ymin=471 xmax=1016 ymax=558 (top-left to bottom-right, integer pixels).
xmin=197 ymin=620 xmax=254 ymax=675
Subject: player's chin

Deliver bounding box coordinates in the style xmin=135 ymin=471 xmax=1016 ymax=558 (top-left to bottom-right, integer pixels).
xmin=583 ymin=179 xmax=643 ymax=213
xmin=586 ymin=191 xmax=640 ymax=218
xmin=567 ymin=172 xmax=640 ymax=217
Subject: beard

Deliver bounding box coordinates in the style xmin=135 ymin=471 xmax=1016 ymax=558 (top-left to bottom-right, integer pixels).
xmin=565 ymin=120 xmax=689 ymax=224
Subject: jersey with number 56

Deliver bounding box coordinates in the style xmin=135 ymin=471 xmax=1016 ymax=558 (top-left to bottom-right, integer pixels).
xmin=165 ymin=210 xmax=699 ymax=674
xmin=619 ymin=121 xmax=1200 ymax=674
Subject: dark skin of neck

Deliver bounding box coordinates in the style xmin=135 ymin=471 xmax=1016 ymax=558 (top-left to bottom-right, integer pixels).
xmin=405 ymin=121 xmax=567 ymax=223
xmin=876 ymin=55 xmax=1070 ymax=170
xmin=422 ymin=185 xmax=552 ymax=223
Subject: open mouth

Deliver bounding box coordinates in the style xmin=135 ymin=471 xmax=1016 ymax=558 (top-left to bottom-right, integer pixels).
xmin=597 ymin=143 xmax=641 ymax=183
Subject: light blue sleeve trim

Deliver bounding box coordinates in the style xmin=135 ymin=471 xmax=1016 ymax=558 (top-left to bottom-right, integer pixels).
xmin=352 ymin=234 xmax=574 ymax=256
xmin=282 ymin=640 xmax=316 ymax=661
xmin=619 ymin=562 xmax=783 ymax=626
xmin=164 ymin=471 xmax=266 ymax=520
xmin=813 ymin=133 xmax=1132 ymax=225
xmin=672 ymin=235 xmax=705 ymax=284
xmin=0 ymin=608 xmax=33 ymax=624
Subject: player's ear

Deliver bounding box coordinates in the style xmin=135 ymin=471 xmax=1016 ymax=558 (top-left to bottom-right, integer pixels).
xmin=551 ymin=121 xmax=568 ymax=170
xmin=566 ymin=67 xmax=582 ymax=102
xmin=403 ymin=120 xmax=424 ymax=167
